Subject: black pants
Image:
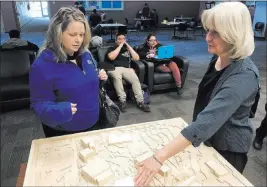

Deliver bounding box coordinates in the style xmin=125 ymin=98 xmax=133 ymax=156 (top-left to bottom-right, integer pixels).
xmin=217 ymin=150 xmax=248 ymax=173
xmin=42 ymin=121 xmax=104 ymax=138
xmin=256 ymin=103 xmax=267 ymax=140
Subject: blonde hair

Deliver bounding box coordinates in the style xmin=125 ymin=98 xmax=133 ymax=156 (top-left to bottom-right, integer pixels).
xmin=201 ymin=2 xmax=254 ymax=60
xmin=39 ymin=6 xmax=91 ymax=62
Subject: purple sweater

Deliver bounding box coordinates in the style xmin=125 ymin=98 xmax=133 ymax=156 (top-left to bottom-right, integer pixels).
xmin=30 ymin=49 xmax=99 ymax=131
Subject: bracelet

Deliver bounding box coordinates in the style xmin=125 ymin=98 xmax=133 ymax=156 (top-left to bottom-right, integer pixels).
xmin=153 ymin=155 xmax=163 ymax=165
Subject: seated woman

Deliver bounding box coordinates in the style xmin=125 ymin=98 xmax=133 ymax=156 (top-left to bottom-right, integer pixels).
xmin=29 ymin=7 xmax=108 ymax=138
xmin=137 ymin=33 xmax=183 ymax=95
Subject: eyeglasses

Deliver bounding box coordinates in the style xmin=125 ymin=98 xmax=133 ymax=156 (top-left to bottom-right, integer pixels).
xmin=148 ymin=39 xmax=157 ymax=42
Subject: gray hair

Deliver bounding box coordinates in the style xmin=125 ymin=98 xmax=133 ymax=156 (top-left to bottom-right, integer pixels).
xmin=202 ymin=2 xmax=254 ymax=60
xmin=39 ymin=6 xmax=91 ymax=62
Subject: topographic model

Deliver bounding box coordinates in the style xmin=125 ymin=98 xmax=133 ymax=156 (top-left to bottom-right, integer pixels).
xmin=23 ymin=118 xmax=253 ymax=186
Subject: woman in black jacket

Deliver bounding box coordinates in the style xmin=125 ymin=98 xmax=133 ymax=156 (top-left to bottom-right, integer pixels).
xmin=134 ymin=2 xmax=259 ymax=186
xmin=137 ymin=33 xmax=183 ymax=94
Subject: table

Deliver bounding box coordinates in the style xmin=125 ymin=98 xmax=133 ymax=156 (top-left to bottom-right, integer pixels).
xmin=98 ymin=23 xmax=126 ymax=42
xmin=161 ymin=21 xmax=186 ymax=39
xmin=174 ymin=17 xmax=193 ymax=21
xmin=134 ymin=18 xmax=152 ymax=21
xmin=134 ymin=18 xmax=155 ymax=31
xmin=16 ymin=163 xmax=27 ymax=187
xmin=23 ymin=117 xmax=253 ymax=186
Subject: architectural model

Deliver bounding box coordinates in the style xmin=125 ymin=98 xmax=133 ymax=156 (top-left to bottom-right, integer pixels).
xmin=23 ymin=117 xmax=253 ymax=186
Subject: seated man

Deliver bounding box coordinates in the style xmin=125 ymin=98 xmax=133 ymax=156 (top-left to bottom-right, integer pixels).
xmin=0 ymin=29 xmax=39 ymax=63
xmin=0 ymin=29 xmax=39 ymax=52
xmin=106 ymin=33 xmax=151 ymax=113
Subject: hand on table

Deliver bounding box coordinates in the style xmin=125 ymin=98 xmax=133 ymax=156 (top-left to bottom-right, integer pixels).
xmin=134 ymin=156 xmax=161 ymax=186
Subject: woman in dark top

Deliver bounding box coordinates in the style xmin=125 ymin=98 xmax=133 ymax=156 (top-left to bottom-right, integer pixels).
xmin=134 ymin=2 xmax=259 ymax=186
xmin=137 ymin=33 xmax=183 ymax=94
xmin=193 ymin=55 xmax=227 ymax=121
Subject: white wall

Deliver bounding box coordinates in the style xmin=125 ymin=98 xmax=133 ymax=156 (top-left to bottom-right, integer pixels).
xmin=199 ymin=1 xmax=206 ymax=19
xmin=253 ymin=1 xmax=267 ymax=38
xmin=15 ymin=1 xmax=33 ymax=28
xmin=1 ymin=1 xmax=19 ymax=32
xmin=48 ymin=1 xmax=74 ymax=18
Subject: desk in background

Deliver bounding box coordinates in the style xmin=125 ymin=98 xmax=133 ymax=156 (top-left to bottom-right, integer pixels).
xmin=134 ymin=18 xmax=155 ymax=31
xmin=97 ymin=23 xmax=126 ymax=42
xmin=174 ymin=17 xmax=193 ymax=22
xmin=161 ymin=21 xmax=186 ymax=39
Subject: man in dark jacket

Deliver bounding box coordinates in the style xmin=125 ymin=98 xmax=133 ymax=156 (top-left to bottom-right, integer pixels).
xmin=0 ymin=30 xmax=39 ymax=52
xmin=89 ymin=9 xmax=101 ymax=28
xmin=74 ymin=1 xmax=86 ymax=15
xmin=0 ymin=30 xmax=39 ymax=63
xmin=142 ymin=3 xmax=150 ymax=18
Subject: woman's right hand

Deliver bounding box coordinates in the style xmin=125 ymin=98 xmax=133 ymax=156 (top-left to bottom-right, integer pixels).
xmin=71 ymin=103 xmax=77 ymax=114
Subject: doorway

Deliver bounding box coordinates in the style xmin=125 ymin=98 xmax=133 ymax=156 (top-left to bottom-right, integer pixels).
xmin=28 ymin=1 xmax=49 ymax=18
xmin=15 ymin=1 xmax=49 ymax=32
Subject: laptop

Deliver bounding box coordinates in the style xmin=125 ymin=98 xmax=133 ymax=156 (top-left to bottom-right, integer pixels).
xmin=155 ymin=45 xmax=174 ymax=59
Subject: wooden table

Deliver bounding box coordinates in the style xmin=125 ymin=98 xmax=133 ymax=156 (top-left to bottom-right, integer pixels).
xmin=16 ymin=163 xmax=27 ymax=187
xmin=23 ymin=117 xmax=253 ymax=186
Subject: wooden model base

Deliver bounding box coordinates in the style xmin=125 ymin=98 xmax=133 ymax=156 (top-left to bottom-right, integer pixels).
xmin=23 ymin=118 xmax=253 ymax=186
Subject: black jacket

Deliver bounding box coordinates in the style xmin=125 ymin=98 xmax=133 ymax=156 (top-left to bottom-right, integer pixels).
xmin=90 ymin=13 xmax=101 ymax=27
xmin=136 ymin=43 xmax=172 ymax=65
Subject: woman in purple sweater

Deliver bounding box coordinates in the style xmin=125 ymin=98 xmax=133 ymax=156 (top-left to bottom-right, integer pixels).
xmin=30 ymin=7 xmax=107 ymax=137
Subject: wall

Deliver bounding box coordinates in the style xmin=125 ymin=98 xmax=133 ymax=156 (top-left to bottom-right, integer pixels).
xmin=253 ymin=1 xmax=267 ymax=38
xmin=15 ymin=1 xmax=33 ymax=28
xmin=49 ymin=1 xmax=200 ymax=24
xmin=0 ymin=1 xmax=19 ymax=32
xmin=48 ymin=1 xmax=74 ymax=18
xmin=1 ymin=12 xmax=4 ymax=33
xmin=198 ymin=1 xmax=206 ymax=19
xmin=105 ymin=1 xmax=200 ymax=24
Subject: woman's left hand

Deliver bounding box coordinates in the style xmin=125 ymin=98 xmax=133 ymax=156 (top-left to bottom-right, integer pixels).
xmin=134 ymin=156 xmax=161 ymax=186
xmin=98 ymin=69 xmax=108 ymax=81
xmin=148 ymin=53 xmax=156 ymax=58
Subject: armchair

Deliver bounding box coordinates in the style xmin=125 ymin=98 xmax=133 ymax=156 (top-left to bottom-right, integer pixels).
xmin=0 ymin=50 xmax=32 ymax=112
xmin=96 ymin=46 xmax=145 ymax=99
xmin=134 ymin=45 xmax=189 ymax=93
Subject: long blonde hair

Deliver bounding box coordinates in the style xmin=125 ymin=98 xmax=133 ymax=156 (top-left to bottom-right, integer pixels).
xmin=39 ymin=6 xmax=91 ymax=62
